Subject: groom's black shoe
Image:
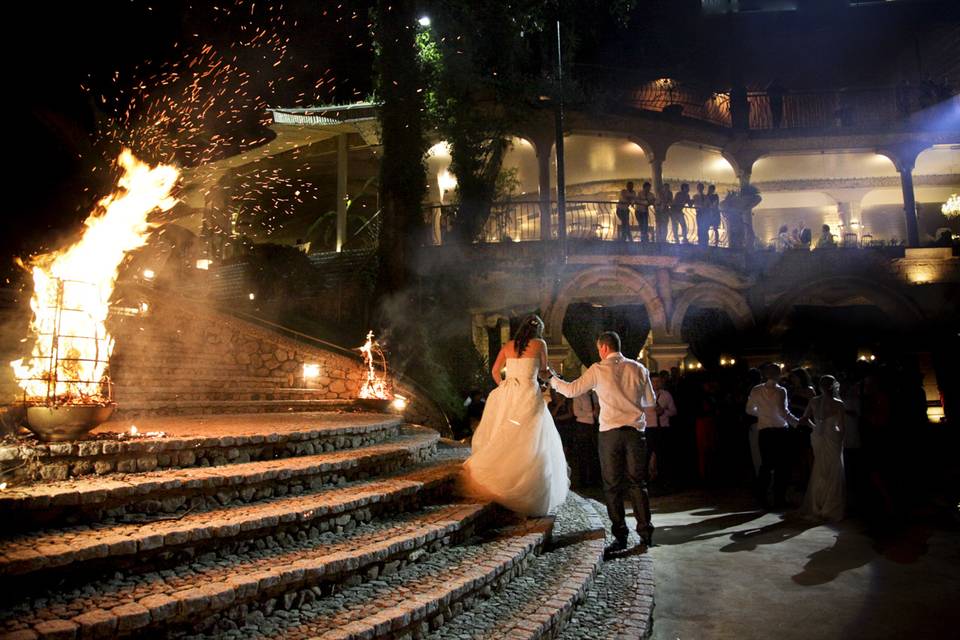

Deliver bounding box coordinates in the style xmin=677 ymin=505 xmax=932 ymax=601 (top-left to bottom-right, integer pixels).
xmin=604 ymin=539 xmax=628 ymax=557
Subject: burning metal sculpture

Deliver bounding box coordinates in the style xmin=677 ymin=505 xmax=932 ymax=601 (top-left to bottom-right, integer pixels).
xmin=357 ymin=331 xmax=392 ymax=400
xmin=11 ymin=150 xmax=179 ymax=441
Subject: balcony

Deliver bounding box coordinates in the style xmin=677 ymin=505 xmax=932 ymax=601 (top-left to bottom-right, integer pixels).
xmin=423 ymin=200 xmax=906 ymax=251
xmin=572 ymin=66 xmax=956 ymax=132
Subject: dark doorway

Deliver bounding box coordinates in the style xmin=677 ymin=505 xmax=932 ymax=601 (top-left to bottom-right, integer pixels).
xmin=562 ymin=303 xmax=651 ymax=366
xmin=681 ymin=306 xmax=739 ymax=366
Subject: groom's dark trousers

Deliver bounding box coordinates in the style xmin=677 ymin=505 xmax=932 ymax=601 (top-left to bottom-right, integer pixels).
xmin=599 ymin=426 xmax=653 ymax=544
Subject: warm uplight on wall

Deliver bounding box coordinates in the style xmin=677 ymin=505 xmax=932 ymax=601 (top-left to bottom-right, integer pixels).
xmin=303 ymin=363 xmax=321 ymax=379
xmin=941 ymin=193 xmax=960 ymax=219
xmin=927 ymin=405 xmax=945 ymax=423
xmin=437 ymin=169 xmax=457 ymax=203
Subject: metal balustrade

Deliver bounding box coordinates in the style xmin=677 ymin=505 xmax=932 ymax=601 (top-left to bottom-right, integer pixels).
xmin=423 ymin=201 xmax=731 ymax=247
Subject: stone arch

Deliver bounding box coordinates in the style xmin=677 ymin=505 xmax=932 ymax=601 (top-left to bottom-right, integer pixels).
xmin=545 ymin=265 xmax=668 ymax=342
xmin=767 ymin=275 xmax=923 ymax=330
xmin=663 ymin=141 xmax=738 ymax=186
xmin=669 ymin=283 xmax=754 ymax=338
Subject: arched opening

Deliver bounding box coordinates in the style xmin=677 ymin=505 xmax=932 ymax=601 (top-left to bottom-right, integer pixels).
xmin=681 ymin=306 xmax=740 ymax=366
xmin=549 ymin=133 xmax=650 ymax=199
xmin=751 ymin=151 xmax=905 ymax=244
xmin=561 ymin=302 xmax=651 ymax=368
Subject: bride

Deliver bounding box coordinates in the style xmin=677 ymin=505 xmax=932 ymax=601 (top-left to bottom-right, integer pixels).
xmin=461 ymin=315 xmax=569 ymax=516
xmin=799 ymin=375 xmax=846 ymax=522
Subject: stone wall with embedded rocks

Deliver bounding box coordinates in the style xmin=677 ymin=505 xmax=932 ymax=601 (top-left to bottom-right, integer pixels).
xmin=107 ymin=290 xmax=449 ymax=433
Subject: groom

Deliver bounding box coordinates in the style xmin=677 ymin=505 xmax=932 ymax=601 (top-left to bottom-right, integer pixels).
xmin=549 ymin=331 xmax=657 ymax=555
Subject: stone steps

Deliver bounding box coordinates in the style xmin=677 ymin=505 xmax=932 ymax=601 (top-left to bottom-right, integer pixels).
xmin=0 ymin=413 xmax=402 ymax=484
xmin=0 ymin=502 xmax=491 ymax=640
xmin=425 ymin=493 xmax=607 ymax=640
xmin=183 ymin=516 xmax=555 ymax=640
xmin=555 ymin=497 xmax=655 ymax=640
xmin=0 ymin=456 xmax=466 ymax=582
xmin=0 ymin=427 xmax=439 ymax=529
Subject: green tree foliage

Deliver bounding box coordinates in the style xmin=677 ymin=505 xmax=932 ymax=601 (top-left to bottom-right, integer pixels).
xmin=417 ymin=0 xmax=635 ymax=242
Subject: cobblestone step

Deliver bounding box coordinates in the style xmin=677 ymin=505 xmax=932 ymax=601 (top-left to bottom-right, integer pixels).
xmin=113 ymin=399 xmax=358 ymax=417
xmin=183 ymin=516 xmax=555 ymax=640
xmin=555 ymin=497 xmax=654 ymax=640
xmin=0 ymin=413 xmax=402 ymax=484
xmin=0 ymin=427 xmax=439 ymax=529
xmin=425 ymin=493 xmax=607 ymax=640
xmin=0 ymin=502 xmax=491 ymax=640
xmin=113 ymin=387 xmax=337 ymax=402
xmin=0 ymin=456 xmax=466 ymax=581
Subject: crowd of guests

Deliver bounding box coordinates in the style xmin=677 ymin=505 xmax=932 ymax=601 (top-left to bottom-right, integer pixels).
xmin=538 ymin=358 xmax=931 ymax=524
xmin=616 ymin=180 xmax=723 ymax=246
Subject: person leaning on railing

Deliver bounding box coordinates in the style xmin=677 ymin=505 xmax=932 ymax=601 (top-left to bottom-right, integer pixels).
xmin=636 ymin=182 xmax=656 ymax=243
xmin=617 ymin=182 xmax=637 ymax=242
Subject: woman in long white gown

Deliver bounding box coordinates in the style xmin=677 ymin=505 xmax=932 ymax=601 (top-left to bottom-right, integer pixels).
xmin=799 ymin=375 xmax=846 ymax=522
xmin=461 ymin=315 xmax=569 ymax=516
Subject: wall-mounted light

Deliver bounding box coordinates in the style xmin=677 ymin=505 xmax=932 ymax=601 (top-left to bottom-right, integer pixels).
xmin=142 ymin=269 xmax=155 ymax=280
xmin=303 ymin=363 xmax=321 ymax=379
xmin=196 ymin=259 xmax=212 ymax=270
xmin=392 ymin=394 xmax=408 ymax=411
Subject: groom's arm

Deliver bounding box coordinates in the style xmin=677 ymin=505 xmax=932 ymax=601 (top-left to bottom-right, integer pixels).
xmin=549 ymin=366 xmax=597 ymax=398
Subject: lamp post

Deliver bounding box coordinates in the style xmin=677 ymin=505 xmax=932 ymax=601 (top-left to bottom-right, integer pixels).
xmin=554 ymin=19 xmax=566 ymax=257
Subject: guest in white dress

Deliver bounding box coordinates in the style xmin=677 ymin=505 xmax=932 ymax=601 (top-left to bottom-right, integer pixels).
xmin=460 ymin=315 xmax=569 ymax=516
xmin=799 ymin=375 xmax=846 ymax=521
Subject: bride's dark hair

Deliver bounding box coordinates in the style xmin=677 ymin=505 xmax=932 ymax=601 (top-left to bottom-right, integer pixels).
xmin=513 ymin=314 xmax=545 ymax=357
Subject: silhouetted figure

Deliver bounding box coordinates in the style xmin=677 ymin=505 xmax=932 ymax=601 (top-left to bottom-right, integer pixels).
xmin=706 ymin=185 xmax=721 ymax=246
xmin=656 ymin=184 xmax=673 ymax=243
xmin=636 ymin=182 xmax=656 ymax=243
xmin=616 ymin=181 xmax=637 ymax=242
xmin=693 ymin=183 xmax=709 ymax=247
xmin=672 ymin=183 xmax=691 ymax=244
xmin=767 ymin=80 xmax=786 ymax=129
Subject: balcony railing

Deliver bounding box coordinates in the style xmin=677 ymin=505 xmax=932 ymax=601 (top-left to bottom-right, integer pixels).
xmin=571 ymin=65 xmax=954 ymax=131
xmin=424 ymin=200 xmax=731 ymax=247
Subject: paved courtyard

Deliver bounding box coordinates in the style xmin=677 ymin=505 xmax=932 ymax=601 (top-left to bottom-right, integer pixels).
xmin=646 ymin=490 xmax=960 ymax=640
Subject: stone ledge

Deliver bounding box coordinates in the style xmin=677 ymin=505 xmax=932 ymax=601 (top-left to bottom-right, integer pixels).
xmin=0 ymin=458 xmax=465 ymax=579
xmin=0 ymin=412 xmax=402 ymax=484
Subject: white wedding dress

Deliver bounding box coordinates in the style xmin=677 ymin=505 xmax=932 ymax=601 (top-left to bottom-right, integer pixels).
xmin=461 ymin=358 xmax=569 ymax=516
xmin=800 ymin=397 xmax=846 ymax=522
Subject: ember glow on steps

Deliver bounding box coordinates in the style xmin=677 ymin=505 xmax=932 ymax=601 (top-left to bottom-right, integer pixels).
xmin=11 ymin=150 xmax=179 ymax=404
xmin=357 ymin=331 xmax=392 ymax=400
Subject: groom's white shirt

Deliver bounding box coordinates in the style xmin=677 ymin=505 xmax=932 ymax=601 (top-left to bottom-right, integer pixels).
xmin=550 ymin=352 xmax=656 ymax=432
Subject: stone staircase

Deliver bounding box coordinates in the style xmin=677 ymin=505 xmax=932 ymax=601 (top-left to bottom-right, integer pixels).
xmin=0 ymin=411 xmax=652 ymax=640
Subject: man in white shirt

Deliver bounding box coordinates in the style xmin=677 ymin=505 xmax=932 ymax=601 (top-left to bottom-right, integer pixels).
xmin=550 ymin=331 xmax=657 ymax=554
xmin=647 ymin=374 xmax=678 ymax=485
xmin=746 ymin=363 xmax=799 ymax=509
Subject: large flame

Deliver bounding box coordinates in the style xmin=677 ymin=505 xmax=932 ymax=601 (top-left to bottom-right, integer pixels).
xmin=358 ymin=331 xmax=392 ymax=400
xmin=11 ymin=150 xmax=179 ymax=403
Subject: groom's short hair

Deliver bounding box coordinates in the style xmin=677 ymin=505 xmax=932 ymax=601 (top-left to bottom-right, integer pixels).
xmin=597 ymin=331 xmax=621 ymax=352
